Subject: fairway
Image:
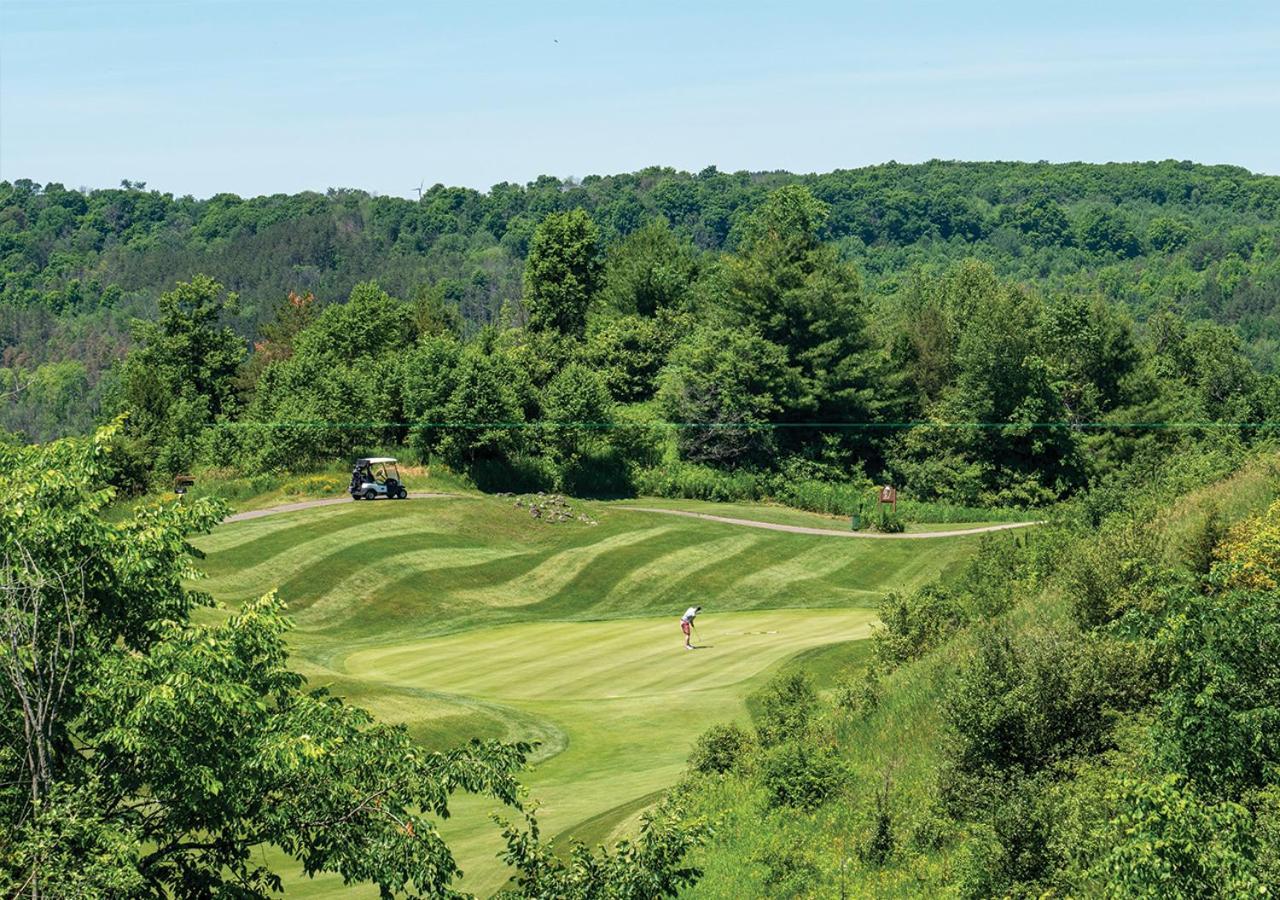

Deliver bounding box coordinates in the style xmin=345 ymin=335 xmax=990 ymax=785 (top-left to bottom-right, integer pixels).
xmin=192 ymin=494 xmax=988 ymax=895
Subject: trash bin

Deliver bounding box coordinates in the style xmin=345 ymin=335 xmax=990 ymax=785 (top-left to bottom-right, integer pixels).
xmin=850 ymin=513 xmax=862 ymax=531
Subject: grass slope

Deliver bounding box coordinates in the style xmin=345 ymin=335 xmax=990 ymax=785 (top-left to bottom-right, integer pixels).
xmin=191 ymin=494 xmax=985 ymax=895
xmin=678 ymin=454 xmax=1280 ymax=899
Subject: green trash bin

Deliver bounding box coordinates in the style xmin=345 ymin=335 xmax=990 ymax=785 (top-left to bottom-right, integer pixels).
xmin=850 ymin=512 xmax=862 ymax=531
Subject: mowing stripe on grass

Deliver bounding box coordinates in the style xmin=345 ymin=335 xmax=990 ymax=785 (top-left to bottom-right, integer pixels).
xmin=448 ymin=525 xmax=671 ymax=609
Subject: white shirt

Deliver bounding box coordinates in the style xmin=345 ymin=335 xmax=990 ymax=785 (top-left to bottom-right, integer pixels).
xmin=681 ymin=607 xmax=699 ymax=622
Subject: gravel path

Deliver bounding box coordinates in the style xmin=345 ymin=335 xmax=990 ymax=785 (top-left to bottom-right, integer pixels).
xmin=618 ymin=506 xmax=1044 ymax=539
xmin=223 ymin=492 xmax=455 ymax=523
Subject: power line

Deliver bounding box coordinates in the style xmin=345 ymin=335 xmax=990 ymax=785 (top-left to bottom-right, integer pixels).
xmin=208 ymin=420 xmax=1280 ymax=430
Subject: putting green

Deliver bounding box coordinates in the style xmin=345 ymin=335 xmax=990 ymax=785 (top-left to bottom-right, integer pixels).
xmin=192 ymin=495 xmax=985 ymax=895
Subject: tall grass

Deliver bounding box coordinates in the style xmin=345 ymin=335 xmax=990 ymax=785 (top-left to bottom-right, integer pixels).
xmin=634 ymin=463 xmax=1031 ymax=523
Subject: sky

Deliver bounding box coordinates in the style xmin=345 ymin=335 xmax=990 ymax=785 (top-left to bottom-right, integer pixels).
xmin=2 ymin=0 xmax=1278 ymax=199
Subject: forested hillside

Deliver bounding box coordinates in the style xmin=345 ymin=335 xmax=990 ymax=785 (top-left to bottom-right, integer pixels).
xmin=3 ymin=161 xmax=1279 ymax=444
xmin=3 ymin=165 xmax=1277 ymax=514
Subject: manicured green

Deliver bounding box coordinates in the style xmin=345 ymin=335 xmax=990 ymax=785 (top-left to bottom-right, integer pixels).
xmin=192 ymin=494 xmax=983 ymax=894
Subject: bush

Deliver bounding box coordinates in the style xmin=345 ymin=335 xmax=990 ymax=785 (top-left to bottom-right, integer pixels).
xmin=688 ymin=723 xmax=752 ymax=775
xmin=874 ymin=585 xmax=966 ymax=669
xmin=632 ymin=461 xmax=1022 ymax=523
xmin=283 ymin=474 xmax=341 ymax=496
xmin=941 ymin=626 xmax=1113 ymax=785
xmin=750 ymin=834 xmax=821 ymax=894
xmin=1060 ymin=517 xmax=1165 ymax=628
xmin=1091 ymin=775 xmax=1262 ymax=897
xmin=871 ymin=506 xmax=905 ymax=533
xmin=953 ymin=824 xmax=1011 ymax=900
xmin=859 ymin=778 xmax=896 ymax=865
xmin=558 ymin=448 xmax=634 ymax=498
xmin=632 ymin=462 xmax=765 ymax=503
xmin=1153 ymin=589 xmax=1280 ymax=799
xmin=951 ymin=778 xmax=1054 ymax=897
xmin=751 ymin=672 xmax=818 ymax=748
xmin=467 ymin=454 xmax=556 ymax=493
xmin=759 ymin=742 xmax=845 ymax=811
xmin=833 ymin=665 xmax=879 ymax=715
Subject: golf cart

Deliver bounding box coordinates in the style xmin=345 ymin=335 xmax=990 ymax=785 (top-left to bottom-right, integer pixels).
xmin=349 ymin=457 xmax=408 ymax=501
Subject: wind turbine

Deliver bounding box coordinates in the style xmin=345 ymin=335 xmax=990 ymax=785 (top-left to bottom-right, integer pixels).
xmin=412 ymin=179 xmax=424 ymax=200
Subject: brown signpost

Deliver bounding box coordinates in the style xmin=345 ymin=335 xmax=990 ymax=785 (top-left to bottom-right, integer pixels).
xmin=878 ymin=485 xmax=897 ymax=512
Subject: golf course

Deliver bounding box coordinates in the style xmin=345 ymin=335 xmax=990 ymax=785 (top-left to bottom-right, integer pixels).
xmin=192 ymin=493 xmax=1003 ymax=895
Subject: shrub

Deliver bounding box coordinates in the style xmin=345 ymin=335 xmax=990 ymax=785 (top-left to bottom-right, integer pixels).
xmin=859 ymin=777 xmax=896 ymax=865
xmin=871 ymin=506 xmax=905 ymax=533
xmin=874 ymin=585 xmax=966 ymax=669
xmin=688 ymin=723 xmax=752 ymax=775
xmin=833 ymin=665 xmax=879 ymax=715
xmin=283 ymin=474 xmax=341 ymax=496
xmin=950 ymin=778 xmax=1054 ymax=897
xmin=1153 ymin=589 xmax=1280 ymax=799
xmin=632 ymin=462 xmax=764 ymax=503
xmin=1253 ymin=785 xmax=1280 ymax=892
xmin=941 ymin=626 xmax=1112 ymax=783
xmin=1060 ymin=517 xmax=1165 ymax=628
xmin=1090 ymin=775 xmax=1262 ymax=897
xmin=759 ymin=742 xmax=845 ymax=811
xmin=751 ymin=672 xmax=818 ymax=748
xmin=1211 ymin=498 xmax=1280 ymax=591
xmin=953 ymin=824 xmax=1011 ymax=900
xmin=751 ymin=836 xmax=821 ymax=894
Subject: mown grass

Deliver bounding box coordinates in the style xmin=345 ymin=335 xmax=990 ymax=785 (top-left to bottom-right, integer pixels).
xmin=188 ymin=490 xmax=993 ymax=895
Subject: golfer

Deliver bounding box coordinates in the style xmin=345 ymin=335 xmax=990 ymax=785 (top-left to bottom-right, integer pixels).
xmin=680 ymin=606 xmax=701 ymax=650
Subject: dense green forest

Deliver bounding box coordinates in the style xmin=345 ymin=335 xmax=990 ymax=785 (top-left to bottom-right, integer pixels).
xmin=3 ymin=161 xmax=1279 ymax=451
xmin=2 ymin=163 xmax=1278 ymax=512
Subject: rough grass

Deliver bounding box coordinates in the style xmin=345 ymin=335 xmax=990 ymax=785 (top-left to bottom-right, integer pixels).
xmin=190 ymin=493 xmax=989 ymax=895
xmin=678 ymin=453 xmax=1280 ymax=899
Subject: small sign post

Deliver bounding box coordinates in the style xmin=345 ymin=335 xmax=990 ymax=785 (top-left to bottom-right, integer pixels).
xmin=878 ymin=485 xmax=897 ymax=513
xmin=174 ymin=475 xmax=195 ymax=496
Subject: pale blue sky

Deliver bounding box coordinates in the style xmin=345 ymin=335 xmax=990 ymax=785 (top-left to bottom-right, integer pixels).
xmin=2 ymin=0 xmax=1278 ymax=198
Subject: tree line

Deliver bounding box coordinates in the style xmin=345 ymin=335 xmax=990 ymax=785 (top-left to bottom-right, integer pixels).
xmin=87 ymin=183 xmax=1278 ymax=510
xmin=3 ymin=159 xmax=1279 ymax=443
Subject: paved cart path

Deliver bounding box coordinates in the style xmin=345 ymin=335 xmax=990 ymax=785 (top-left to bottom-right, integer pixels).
xmin=224 ymin=494 xmax=1042 ymax=537
xmin=223 ymin=492 xmax=455 ymax=522
xmin=618 ymin=506 xmax=1043 ymax=538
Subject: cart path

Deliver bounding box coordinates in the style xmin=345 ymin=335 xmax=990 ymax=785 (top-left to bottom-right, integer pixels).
xmin=618 ymin=506 xmax=1044 ymax=539
xmin=223 ymin=492 xmax=456 ymax=523
xmin=223 ymin=493 xmax=1042 ymax=538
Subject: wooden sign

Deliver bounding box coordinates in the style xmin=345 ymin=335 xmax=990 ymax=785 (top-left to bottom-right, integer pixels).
xmin=174 ymin=475 xmax=195 ymax=495
xmin=879 ymin=485 xmax=897 ymax=505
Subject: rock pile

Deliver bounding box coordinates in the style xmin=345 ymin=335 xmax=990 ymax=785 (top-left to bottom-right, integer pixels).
xmin=506 ymin=492 xmax=598 ymax=526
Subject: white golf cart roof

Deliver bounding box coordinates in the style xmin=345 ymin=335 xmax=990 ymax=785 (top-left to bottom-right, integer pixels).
xmin=359 ymin=457 xmax=398 ymax=465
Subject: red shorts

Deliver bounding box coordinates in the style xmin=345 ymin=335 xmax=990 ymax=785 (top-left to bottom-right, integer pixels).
xmin=681 ymin=620 xmax=691 ymax=635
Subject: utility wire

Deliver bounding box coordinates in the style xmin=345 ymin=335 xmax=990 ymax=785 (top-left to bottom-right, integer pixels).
xmin=207 ymin=420 xmax=1279 ymax=430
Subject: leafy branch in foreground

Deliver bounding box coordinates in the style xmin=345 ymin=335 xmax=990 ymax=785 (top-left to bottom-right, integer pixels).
xmin=0 ymin=425 xmax=532 ymax=898
xmin=494 ymin=799 xmax=709 ymax=899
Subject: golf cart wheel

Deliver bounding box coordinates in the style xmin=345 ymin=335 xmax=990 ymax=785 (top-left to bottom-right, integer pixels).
xmin=364 ymin=488 xmax=378 ymax=501
xmin=397 ymin=487 xmax=408 ymax=500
